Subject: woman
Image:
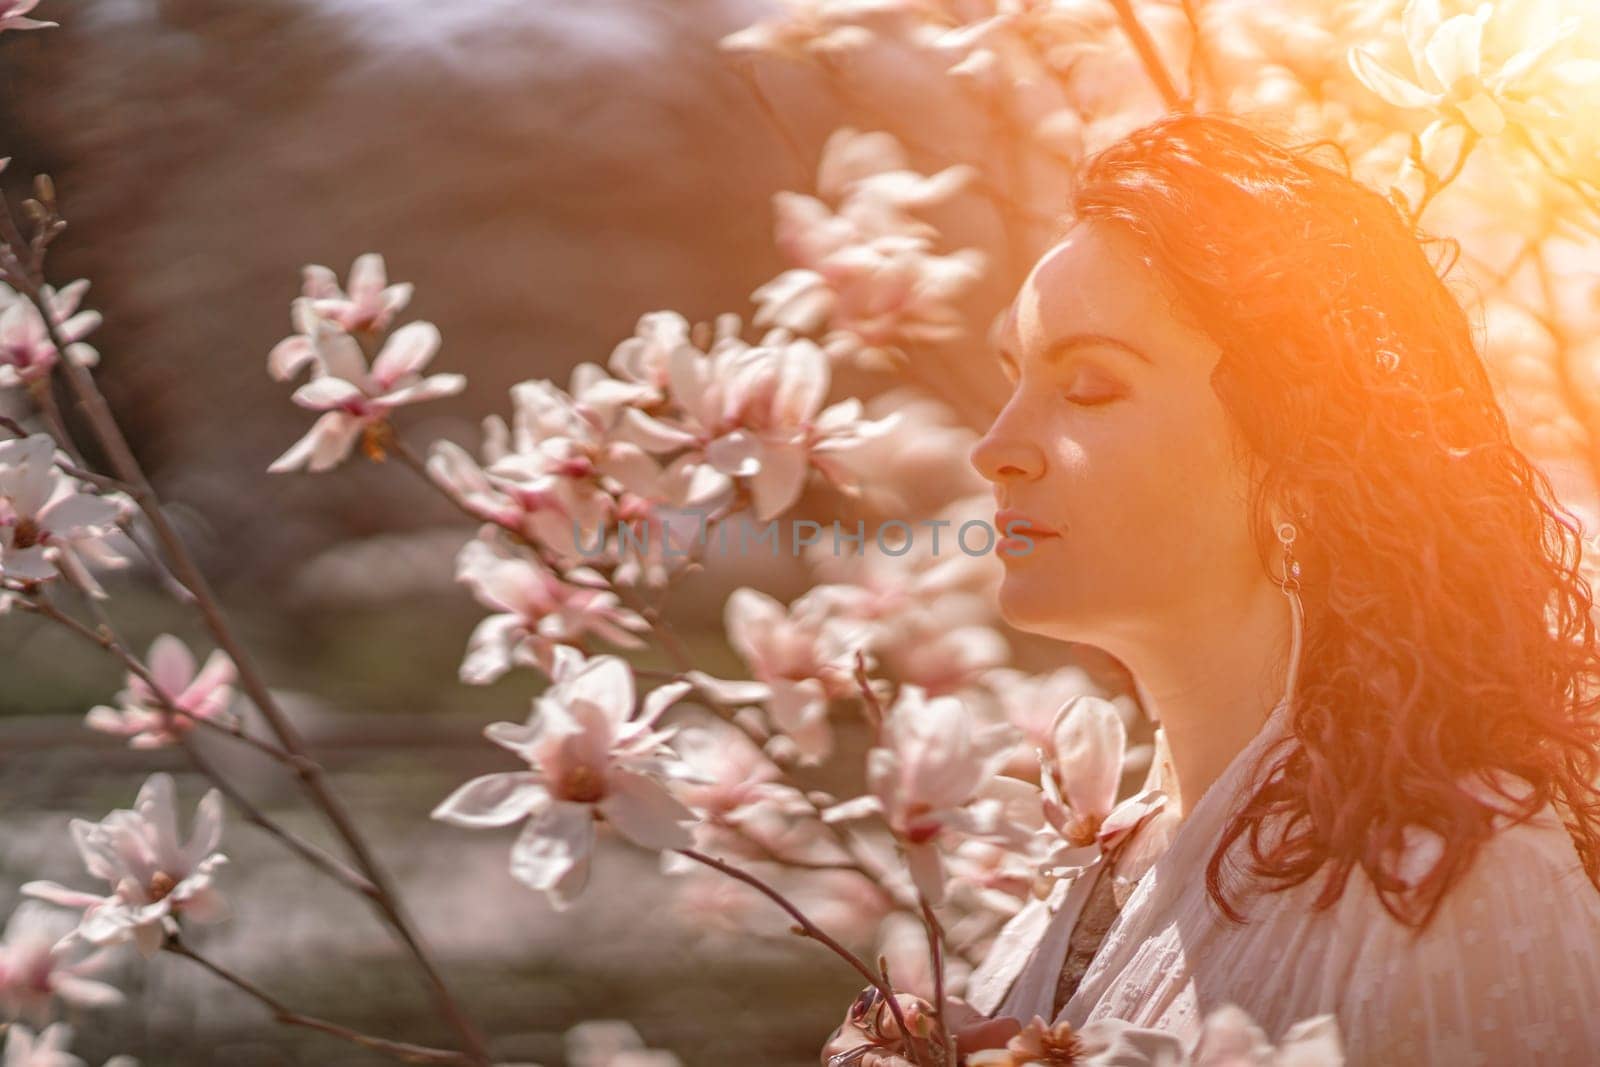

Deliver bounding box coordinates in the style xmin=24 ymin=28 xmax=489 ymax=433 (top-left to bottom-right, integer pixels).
xmin=822 ymin=112 xmax=1600 ymax=1065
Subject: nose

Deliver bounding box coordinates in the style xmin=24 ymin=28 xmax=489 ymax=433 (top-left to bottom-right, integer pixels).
xmin=969 ymin=420 xmax=1045 ymax=484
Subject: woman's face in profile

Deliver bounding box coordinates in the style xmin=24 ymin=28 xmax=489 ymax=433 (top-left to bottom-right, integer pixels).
xmin=969 ymin=219 xmax=1264 ymax=651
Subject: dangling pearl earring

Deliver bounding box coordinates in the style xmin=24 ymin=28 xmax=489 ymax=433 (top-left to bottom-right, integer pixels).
xmin=1276 ymin=519 xmax=1305 ymax=709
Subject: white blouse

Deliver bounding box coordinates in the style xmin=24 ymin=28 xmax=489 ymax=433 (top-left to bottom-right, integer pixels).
xmin=962 ymin=697 xmax=1600 ymax=1064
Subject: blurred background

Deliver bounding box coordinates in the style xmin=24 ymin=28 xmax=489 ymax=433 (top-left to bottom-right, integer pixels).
xmin=6 ymin=0 xmax=1600 ymax=1064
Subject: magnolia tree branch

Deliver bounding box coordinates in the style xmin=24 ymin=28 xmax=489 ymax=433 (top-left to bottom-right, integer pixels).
xmin=164 ymin=935 xmax=475 ymax=1066
xmin=15 ymin=594 xmax=381 ymax=899
xmin=0 ymin=209 xmax=493 ymax=1065
xmin=1105 ymin=0 xmax=1183 ymax=111
xmin=676 ymin=847 xmax=936 ymax=1067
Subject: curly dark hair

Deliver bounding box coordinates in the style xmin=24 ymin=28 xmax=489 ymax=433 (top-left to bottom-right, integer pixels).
xmin=1069 ymin=111 xmax=1600 ymax=928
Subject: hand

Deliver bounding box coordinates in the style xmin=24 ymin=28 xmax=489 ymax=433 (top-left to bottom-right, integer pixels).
xmin=820 ymin=987 xmax=1023 ymax=1066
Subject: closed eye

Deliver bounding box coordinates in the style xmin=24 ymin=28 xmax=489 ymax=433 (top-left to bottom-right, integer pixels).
xmin=1063 ymin=367 xmax=1126 ymax=406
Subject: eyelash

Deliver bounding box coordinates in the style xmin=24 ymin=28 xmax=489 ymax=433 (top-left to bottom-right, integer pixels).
xmin=1063 ymin=369 xmax=1125 ymax=406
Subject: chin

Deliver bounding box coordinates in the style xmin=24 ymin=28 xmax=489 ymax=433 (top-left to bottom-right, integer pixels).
xmin=995 ymin=578 xmax=1072 ymax=633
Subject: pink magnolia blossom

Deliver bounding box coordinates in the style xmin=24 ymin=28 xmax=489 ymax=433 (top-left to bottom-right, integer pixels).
xmin=22 ymin=773 xmax=228 ymax=959
xmin=976 ymin=666 xmax=1106 ymax=780
xmin=687 ymin=586 xmax=873 ymax=765
xmin=617 ymin=324 xmax=899 ymax=520
xmin=0 ymin=1024 xmax=133 ymax=1067
xmin=2 ymin=1024 xmax=79 ymax=1067
xmin=0 ymin=435 xmax=122 ymax=595
xmin=431 ymin=648 xmax=697 ymax=910
xmin=268 ymin=321 xmax=464 ymax=473
xmin=823 ymin=686 xmax=1026 ymax=904
xmin=668 ymin=716 xmax=813 ymax=828
xmin=0 ymin=281 xmax=100 ymax=390
xmin=267 ymin=254 xmax=414 ymax=381
xmin=1034 ymin=696 xmax=1167 ymax=900
xmin=303 ymin=252 xmax=414 ymax=334
xmin=0 ymin=902 xmax=123 ymax=1028
xmin=453 ymin=534 xmax=650 ymax=684
xmin=0 ymin=1 xmax=55 ymax=32
xmin=602 ymin=310 xmax=691 ymax=410
xmin=753 ymin=128 xmax=986 ymax=369
xmin=84 ymin=634 xmax=237 ymax=748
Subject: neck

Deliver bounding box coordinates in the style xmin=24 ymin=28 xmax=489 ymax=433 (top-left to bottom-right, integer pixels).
xmin=1122 ymin=579 xmax=1292 ymax=821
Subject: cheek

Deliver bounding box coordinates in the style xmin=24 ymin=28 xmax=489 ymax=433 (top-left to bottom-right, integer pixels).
xmin=1056 ymin=401 xmax=1253 ymax=586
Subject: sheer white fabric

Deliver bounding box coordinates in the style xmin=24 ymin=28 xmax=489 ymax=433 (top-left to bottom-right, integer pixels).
xmin=963 ymin=697 xmax=1600 ymax=1064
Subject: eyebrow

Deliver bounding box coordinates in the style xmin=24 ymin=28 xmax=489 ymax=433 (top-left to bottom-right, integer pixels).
xmin=995 ymin=332 xmax=1154 ymax=370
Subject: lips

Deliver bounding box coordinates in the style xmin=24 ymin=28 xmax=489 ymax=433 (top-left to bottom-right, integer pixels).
xmin=994 ymin=509 xmax=1060 ymax=539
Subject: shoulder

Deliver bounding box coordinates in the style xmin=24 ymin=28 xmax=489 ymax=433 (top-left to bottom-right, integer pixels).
xmin=1333 ymin=798 xmax=1600 ymax=1063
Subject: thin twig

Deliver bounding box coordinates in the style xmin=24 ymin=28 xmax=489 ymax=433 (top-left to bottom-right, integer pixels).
xmin=0 ymin=219 xmax=491 ymax=1062
xmin=675 ymin=847 xmax=931 ymax=1067
xmin=1105 ymin=0 xmax=1182 ymax=110
xmin=17 ymin=594 xmax=379 ymax=896
xmin=164 ymin=936 xmax=474 ymax=1066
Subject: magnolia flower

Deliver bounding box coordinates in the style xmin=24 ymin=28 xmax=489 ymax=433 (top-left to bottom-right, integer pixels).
xmin=0 ymin=0 xmax=55 ymax=33
xmin=1034 ymin=696 xmax=1170 ymax=903
xmin=303 ymin=253 xmax=414 ymax=334
xmin=22 ymin=773 xmax=228 ymax=958
xmin=1 ymin=1024 xmax=80 ymax=1067
xmin=267 ymin=254 xmax=414 ymax=382
xmin=753 ymin=128 xmax=986 ymax=369
xmin=0 ymin=281 xmax=100 ymax=390
xmin=619 ymin=326 xmax=899 ymax=520
xmin=0 ymin=435 xmax=122 ymax=594
xmin=0 ymin=1025 xmax=135 ymax=1067
xmin=668 ymin=716 xmax=813 ymax=829
xmin=978 ymin=666 xmax=1107 ymax=780
xmin=432 ymin=648 xmax=697 ymax=909
xmin=454 ymin=535 xmax=650 ymax=684
xmin=1348 ymin=0 xmax=1576 ymax=139
xmin=0 ymin=902 xmax=123 ymax=1028
xmin=84 ymin=634 xmax=237 ymax=748
xmin=686 ymin=586 xmax=872 ymax=765
xmin=268 ymin=321 xmax=464 ymax=473
xmin=823 ymin=686 xmax=1026 ymax=904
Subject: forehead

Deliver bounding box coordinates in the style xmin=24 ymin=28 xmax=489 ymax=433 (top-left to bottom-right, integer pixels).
xmin=994 ymin=219 xmax=1206 ymax=360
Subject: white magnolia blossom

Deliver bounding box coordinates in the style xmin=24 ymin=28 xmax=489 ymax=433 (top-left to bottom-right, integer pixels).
xmin=453 ymin=533 xmax=650 ymax=684
xmin=268 ymin=321 xmax=464 ymax=473
xmin=432 ymin=648 xmax=698 ymax=910
xmin=22 ymin=773 xmax=228 ymax=958
xmin=824 ymin=685 xmax=1028 ymax=904
xmin=1348 ymin=0 xmax=1580 ymax=140
xmin=83 ymin=634 xmax=237 ymax=749
xmin=0 ymin=435 xmax=123 ymax=596
xmin=0 ymin=902 xmax=123 ymax=1028
xmin=0 ymin=281 xmax=101 ymax=389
